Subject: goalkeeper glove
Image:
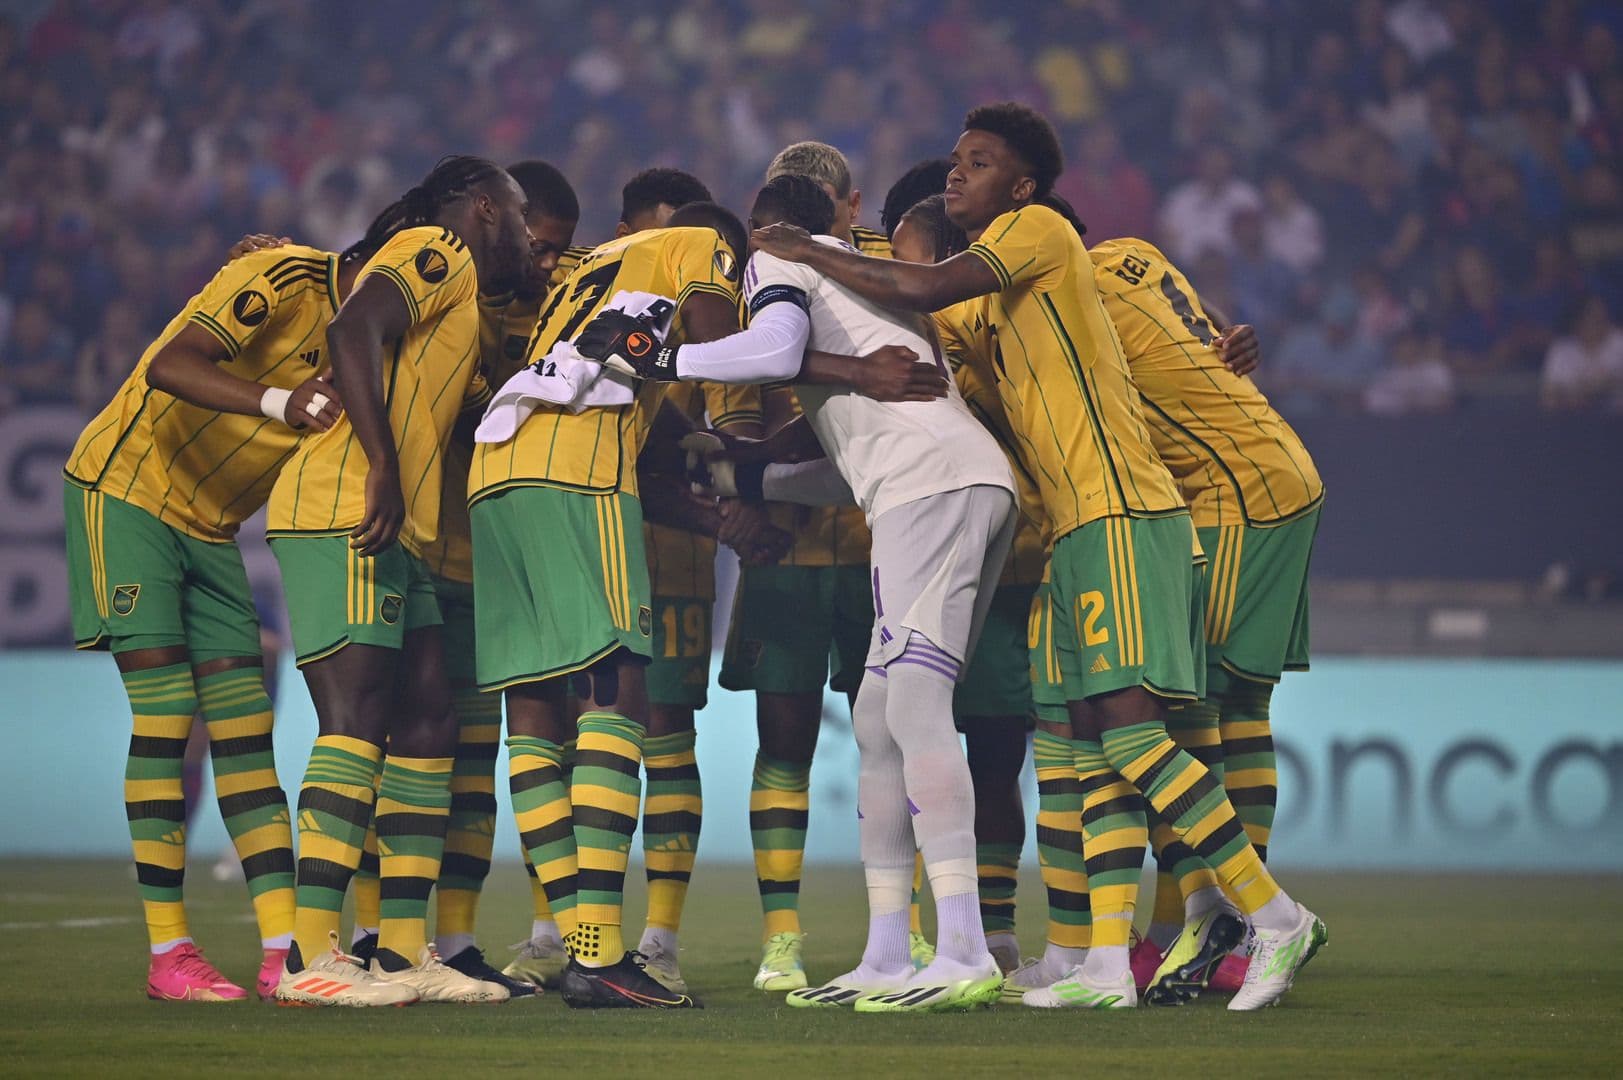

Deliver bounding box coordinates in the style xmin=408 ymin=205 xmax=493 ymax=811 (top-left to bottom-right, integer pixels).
xmin=574 ymin=309 xmax=679 ymax=380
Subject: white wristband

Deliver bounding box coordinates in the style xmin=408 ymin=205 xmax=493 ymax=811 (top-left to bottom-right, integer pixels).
xmin=260 ymin=386 xmax=293 ymax=423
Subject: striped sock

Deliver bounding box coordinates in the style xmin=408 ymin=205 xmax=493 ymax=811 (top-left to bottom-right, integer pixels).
xmin=1101 ymin=721 xmax=1281 ymax=916
xmin=570 ymin=711 xmax=644 ymax=967
xmin=642 ymin=730 xmax=701 ymax=933
xmin=121 ymin=663 xmax=198 ymax=951
xmin=751 ymin=753 xmax=811 ymax=938
xmin=437 ymin=688 xmax=502 ymax=945
xmin=375 ymin=755 xmax=453 ymax=963
xmin=509 ymin=736 xmax=577 ymax=942
xmin=1033 ymin=730 xmax=1089 ymax=951
xmin=977 ymin=842 xmax=1021 ymax=935
xmin=291 ymin=735 xmax=383 ymax=968
xmin=196 ymin=667 xmax=294 ymax=947
xmin=910 ymin=855 xmax=925 ymax=935
xmin=520 ymin=737 xmax=573 ymax=931
xmin=1149 ymin=699 xmax=1226 ymax=934
xmin=1218 ymin=681 xmax=1277 ymax=861
xmin=352 ymin=823 xmax=380 ymax=939
xmin=1074 ymin=737 xmax=1147 ymax=950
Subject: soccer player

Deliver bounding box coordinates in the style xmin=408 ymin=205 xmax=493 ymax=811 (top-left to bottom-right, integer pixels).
xmin=752 ymin=102 xmax=1327 ymax=1011
xmin=720 ymin=141 xmax=922 ymax=993
xmin=267 ymin=156 xmax=535 ymax=1007
xmin=64 ymin=238 xmax=349 ymax=1002
xmin=889 ymin=192 xmax=1050 ymax=976
xmin=1086 ymin=235 xmax=1322 ymax=999
xmin=576 ymin=173 xmax=1014 ymax=1012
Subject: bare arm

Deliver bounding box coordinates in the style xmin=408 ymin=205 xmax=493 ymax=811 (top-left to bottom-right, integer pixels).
xmin=326 ymin=274 xmax=415 ymax=554
xmin=751 ymin=223 xmax=1001 ymax=312
xmin=147 ymin=324 xmax=342 ymax=430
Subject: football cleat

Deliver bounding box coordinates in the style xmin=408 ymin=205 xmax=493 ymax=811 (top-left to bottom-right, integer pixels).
xmin=370 ymin=944 xmax=509 ymax=1004
xmin=908 ymin=931 xmax=936 ymax=971
xmin=443 ymin=944 xmax=539 ymax=998
xmin=1023 ymin=966 xmax=1136 ymax=1010
xmin=274 ymin=933 xmax=418 ymax=1007
xmin=853 ymin=957 xmax=1003 ymax=1014
xmin=560 ymin=954 xmax=701 ymax=1009
xmin=502 ymin=935 xmax=568 ymax=989
xmin=1129 ymin=933 xmax=1165 ymax=993
xmin=256 ymin=947 xmax=289 ymax=1001
xmin=1144 ymin=907 xmax=1248 ymax=1006
xmin=787 ymin=967 xmax=911 ymax=1009
xmin=635 ymin=939 xmax=688 ymax=995
xmin=349 ymin=931 xmax=379 ymax=967
xmin=999 ymin=954 xmax=1079 ymax=1003
xmin=753 ymin=931 xmax=808 ymax=991
xmin=1209 ymin=952 xmax=1249 ymax=993
xmin=1228 ymin=903 xmax=1328 ymax=1011
xmin=146 ymin=943 xmax=248 ymax=1002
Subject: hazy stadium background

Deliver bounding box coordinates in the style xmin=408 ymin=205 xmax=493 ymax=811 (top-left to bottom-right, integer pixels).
xmin=1 ymin=0 xmax=1620 ymax=876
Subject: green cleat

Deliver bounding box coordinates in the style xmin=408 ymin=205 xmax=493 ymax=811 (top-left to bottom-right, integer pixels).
xmin=787 ymin=968 xmax=909 ymax=1009
xmin=753 ymin=931 xmax=808 ymax=991
xmin=1022 ymin=967 xmax=1136 ymax=1009
xmin=853 ymin=963 xmax=1003 ymax=1014
xmin=908 ymin=931 xmax=936 ymax=971
xmin=1228 ymin=903 xmax=1328 ymax=1011
xmin=1143 ymin=906 xmax=1248 ymax=1006
xmin=502 ymin=936 xmax=568 ymax=990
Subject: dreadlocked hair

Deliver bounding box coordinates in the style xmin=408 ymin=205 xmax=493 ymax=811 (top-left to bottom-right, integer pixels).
xmin=341 ymin=155 xmax=504 ymax=265
xmin=1040 ymin=192 xmax=1088 ymax=238
xmin=881 ymin=159 xmax=951 ymax=239
xmin=899 ymin=195 xmax=968 ymax=263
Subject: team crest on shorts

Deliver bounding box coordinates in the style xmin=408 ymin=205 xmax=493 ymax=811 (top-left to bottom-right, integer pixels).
xmin=111 ymin=584 xmax=140 ymax=616
xmin=638 ymin=605 xmax=653 ymax=636
xmin=380 ymin=594 xmax=404 ymax=624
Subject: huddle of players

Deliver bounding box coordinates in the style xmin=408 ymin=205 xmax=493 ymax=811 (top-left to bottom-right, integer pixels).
xmin=64 ymin=98 xmax=1324 ymax=1012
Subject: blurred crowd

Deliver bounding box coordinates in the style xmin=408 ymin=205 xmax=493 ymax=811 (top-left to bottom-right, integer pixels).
xmin=3 ymin=0 xmax=1623 ymax=419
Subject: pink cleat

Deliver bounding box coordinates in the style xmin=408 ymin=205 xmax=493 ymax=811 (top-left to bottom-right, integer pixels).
xmin=146 ymin=944 xmax=249 ymax=1002
xmin=1129 ymin=936 xmax=1165 ymax=994
xmin=258 ymin=947 xmax=291 ymax=1001
xmin=1208 ymin=952 xmax=1249 ymax=993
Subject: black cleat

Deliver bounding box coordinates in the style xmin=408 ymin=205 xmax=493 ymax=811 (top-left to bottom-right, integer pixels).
xmin=559 ymin=953 xmax=702 ymax=1009
xmin=444 ymin=945 xmax=540 ymax=998
xmin=350 ymin=932 xmax=379 ymax=967
xmin=1143 ymin=910 xmax=1248 ymax=1006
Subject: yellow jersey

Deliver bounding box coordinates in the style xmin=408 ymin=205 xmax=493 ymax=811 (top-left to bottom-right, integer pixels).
xmin=64 ymin=246 xmax=341 ymax=542
xmin=938 ymin=298 xmax=1049 ymax=586
xmin=964 ymin=205 xmax=1185 ymax=540
xmin=1089 ymin=238 xmax=1323 ymax=528
xmin=267 ymin=226 xmax=488 ymax=555
xmin=644 ymin=381 xmax=764 ymax=599
xmin=468 ymin=226 xmax=740 ymax=505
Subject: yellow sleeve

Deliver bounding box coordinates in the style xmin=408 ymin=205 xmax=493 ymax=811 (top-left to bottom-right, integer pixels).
xmin=669 ymin=229 xmax=742 ymax=310
xmin=363 ymin=227 xmax=478 ymax=328
xmin=702 ymin=381 xmax=763 ymax=432
xmin=184 ymin=251 xmax=303 ymax=359
xmin=548 ymin=244 xmax=594 ymax=292
xmin=966 ymin=206 xmax=1067 ymax=293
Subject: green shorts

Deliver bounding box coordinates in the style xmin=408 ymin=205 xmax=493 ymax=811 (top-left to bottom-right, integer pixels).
xmin=954 ymin=583 xmax=1036 ymax=726
xmin=1199 ymin=505 xmax=1320 ymax=691
xmin=471 ymin=487 xmax=651 ymax=693
xmin=1190 ymin=556 xmax=1210 ymax=702
xmin=268 ymin=534 xmax=441 ymax=665
xmin=1047 ymin=514 xmax=1198 ymax=702
xmin=719 ymin=564 xmax=872 ymax=696
xmin=63 ymin=481 xmax=262 ymax=660
xmin=647 ymin=594 xmax=712 ymax=710
xmin=433 ymin=576 xmax=477 ymax=688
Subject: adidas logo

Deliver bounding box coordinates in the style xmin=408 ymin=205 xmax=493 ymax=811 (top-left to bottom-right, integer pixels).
xmin=160 ymin=828 xmax=186 ymax=846
xmin=300 ymin=348 xmax=321 ymax=366
xmin=298 ymin=810 xmax=321 ymax=834
xmin=1089 ymin=654 xmax=1112 ymax=674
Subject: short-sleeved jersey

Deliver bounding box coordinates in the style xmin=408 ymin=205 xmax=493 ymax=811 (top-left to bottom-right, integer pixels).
xmin=964 ymin=205 xmax=1185 ymax=540
xmin=644 ymin=380 xmax=763 ymax=598
xmin=64 ymin=246 xmax=342 ymax=542
xmin=938 ymin=299 xmax=1049 ymax=587
xmin=467 ymin=226 xmax=740 ymax=505
xmin=267 ymin=227 xmax=487 ymax=555
xmin=1089 ymin=238 xmax=1323 ymax=528
xmin=851 ymin=226 xmax=893 ymax=259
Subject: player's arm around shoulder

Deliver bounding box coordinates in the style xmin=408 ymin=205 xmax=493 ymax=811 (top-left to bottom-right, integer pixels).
xmin=751 ymin=222 xmax=999 ymax=313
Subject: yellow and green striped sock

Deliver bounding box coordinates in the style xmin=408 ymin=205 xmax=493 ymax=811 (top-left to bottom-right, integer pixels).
xmin=291 ymin=735 xmax=383 ymax=967
xmin=977 ymin=842 xmax=1021 ymax=935
xmin=509 ymin=735 xmax=576 ymax=941
xmin=642 ymin=730 xmax=701 ymax=933
xmin=196 ymin=666 xmax=294 ymax=947
xmin=438 ymin=688 xmax=502 ymax=942
xmin=121 ymin=663 xmax=198 ymax=950
xmin=1033 ymin=729 xmax=1089 ymax=950
xmin=751 ymin=753 xmax=811 ymax=938
xmin=1075 ymin=737 xmax=1147 ymax=949
xmin=1218 ymin=681 xmax=1277 ymax=861
xmin=1101 ymin=721 xmax=1280 ymax=916
xmin=374 ymin=755 xmax=453 ymax=963
xmin=570 ymin=711 xmax=644 ymax=966
xmin=910 ymin=855 xmax=925 ymax=935
xmin=1150 ymin=700 xmax=1226 ymax=930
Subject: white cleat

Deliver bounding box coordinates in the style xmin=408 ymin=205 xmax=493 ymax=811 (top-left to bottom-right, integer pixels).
xmin=1227 ymin=902 xmax=1328 ymax=1011
xmin=1023 ymin=966 xmax=1137 ymax=1009
xmin=635 ymin=939 xmax=689 ymax=995
xmin=1000 ymin=953 xmax=1083 ymax=1003
xmin=786 ymin=965 xmax=911 ymax=1009
xmin=372 ymin=943 xmax=510 ymax=1004
xmin=274 ymin=933 xmax=419 ymax=1008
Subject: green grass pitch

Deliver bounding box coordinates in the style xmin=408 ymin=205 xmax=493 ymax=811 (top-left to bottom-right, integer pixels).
xmin=0 ymin=860 xmax=1617 ymax=1077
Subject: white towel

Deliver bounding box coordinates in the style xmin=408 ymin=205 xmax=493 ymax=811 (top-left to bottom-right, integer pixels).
xmin=475 ymin=291 xmax=676 ymax=444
